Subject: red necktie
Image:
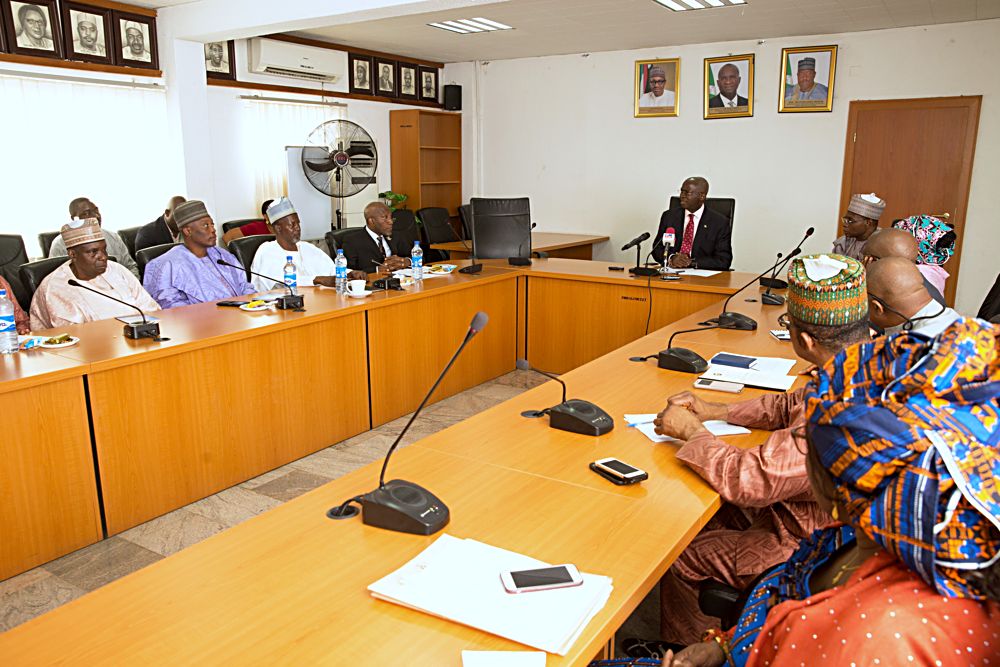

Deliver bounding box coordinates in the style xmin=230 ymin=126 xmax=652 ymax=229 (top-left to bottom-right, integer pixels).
xmin=680 ymin=213 xmax=695 ymax=255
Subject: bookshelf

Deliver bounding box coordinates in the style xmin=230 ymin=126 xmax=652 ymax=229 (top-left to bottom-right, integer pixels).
xmin=389 ymin=109 xmax=462 ymax=225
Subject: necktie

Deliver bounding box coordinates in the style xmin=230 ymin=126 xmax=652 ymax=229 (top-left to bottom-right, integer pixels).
xmin=728 ymin=100 xmax=735 ymax=108
xmin=377 ymin=235 xmax=389 ymax=260
xmin=680 ymin=213 xmax=695 ymax=255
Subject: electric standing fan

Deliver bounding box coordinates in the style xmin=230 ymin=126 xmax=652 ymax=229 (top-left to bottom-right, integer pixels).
xmin=301 ymin=119 xmax=378 ymax=229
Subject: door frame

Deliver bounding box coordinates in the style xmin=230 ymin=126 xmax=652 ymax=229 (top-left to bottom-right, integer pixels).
xmin=839 ymin=96 xmax=981 ymax=305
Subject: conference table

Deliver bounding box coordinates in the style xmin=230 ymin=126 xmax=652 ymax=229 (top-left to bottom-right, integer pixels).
xmin=0 ymin=258 xmax=805 ymax=664
xmin=432 ymin=232 xmax=610 ymax=260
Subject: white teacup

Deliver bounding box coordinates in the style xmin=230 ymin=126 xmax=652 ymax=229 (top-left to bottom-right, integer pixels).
xmin=347 ymin=279 xmax=367 ymax=295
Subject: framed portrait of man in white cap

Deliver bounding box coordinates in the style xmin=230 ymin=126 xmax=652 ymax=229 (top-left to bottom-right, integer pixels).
xmin=60 ymin=1 xmax=111 ymax=64
xmin=112 ymin=9 xmax=157 ymax=70
xmin=2 ymin=0 xmax=62 ymax=58
xmin=205 ymin=39 xmax=236 ymax=80
xmin=779 ymin=45 xmax=837 ymax=113
xmin=635 ymin=58 xmax=679 ymax=118
xmin=397 ymin=62 xmax=418 ymax=100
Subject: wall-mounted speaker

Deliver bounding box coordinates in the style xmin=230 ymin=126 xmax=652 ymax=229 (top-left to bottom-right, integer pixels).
xmin=443 ymin=84 xmax=461 ymax=111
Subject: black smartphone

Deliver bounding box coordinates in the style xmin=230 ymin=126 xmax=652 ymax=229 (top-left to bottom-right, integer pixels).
xmin=609 ymin=266 xmax=625 ymax=272
xmin=217 ymin=300 xmax=249 ymax=307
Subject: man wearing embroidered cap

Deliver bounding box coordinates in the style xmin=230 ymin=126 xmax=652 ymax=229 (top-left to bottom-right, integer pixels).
xmin=143 ymin=200 xmax=256 ymax=309
xmin=49 ymin=197 xmax=140 ymax=279
xmin=639 ymin=66 xmax=675 ymax=108
xmin=832 ymin=192 xmax=885 ymax=261
xmin=30 ymin=219 xmax=159 ymax=330
xmin=250 ymin=197 xmax=365 ymax=292
xmin=121 ymin=21 xmax=151 ymax=62
xmin=785 ymin=56 xmax=828 ymax=101
xmin=72 ymin=12 xmax=105 ymax=56
xmin=622 ymin=254 xmax=871 ymax=656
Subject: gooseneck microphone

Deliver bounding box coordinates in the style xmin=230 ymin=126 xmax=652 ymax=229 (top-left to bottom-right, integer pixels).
xmin=216 ymin=259 xmax=304 ymax=311
xmin=623 ymin=232 xmax=658 ymax=277
xmin=68 ymin=279 xmax=164 ymax=340
xmin=715 ymin=248 xmax=802 ymax=331
xmin=508 ymin=222 xmax=538 ymax=267
xmin=656 ymin=325 xmax=716 ymax=373
xmin=327 ymin=311 xmax=489 ymax=535
xmin=761 ymin=227 xmax=814 ymax=306
xmin=621 ymin=232 xmax=650 ymax=252
xmin=517 ymin=358 xmax=614 ymax=436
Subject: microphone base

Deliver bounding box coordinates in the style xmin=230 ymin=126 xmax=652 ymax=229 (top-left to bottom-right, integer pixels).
xmin=458 ymin=263 xmax=483 ymax=274
xmin=124 ymin=321 xmax=161 ymax=340
xmin=547 ymin=399 xmax=614 ymax=436
xmin=761 ymin=293 xmax=785 ymax=306
xmin=359 ymin=479 xmax=449 ymax=535
xmin=657 ymin=348 xmax=708 ymax=374
xmin=507 ymin=257 xmax=532 ymax=266
xmin=718 ymin=312 xmax=758 ymax=331
xmin=630 ymin=267 xmax=660 ymax=277
xmin=275 ymin=294 xmax=305 ymax=310
xmin=759 ymin=277 xmax=788 ymax=290
xmin=372 ymin=277 xmax=402 ymax=290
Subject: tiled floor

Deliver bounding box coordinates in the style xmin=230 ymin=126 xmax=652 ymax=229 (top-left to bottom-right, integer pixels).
xmin=0 ymin=370 xmax=546 ymax=634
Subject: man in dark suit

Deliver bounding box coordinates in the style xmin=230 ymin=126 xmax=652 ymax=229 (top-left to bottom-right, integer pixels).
xmin=651 ymin=177 xmax=732 ymax=270
xmin=340 ymin=202 xmax=413 ymax=274
xmin=708 ymin=63 xmax=749 ymax=109
xmin=135 ymin=195 xmax=185 ymax=254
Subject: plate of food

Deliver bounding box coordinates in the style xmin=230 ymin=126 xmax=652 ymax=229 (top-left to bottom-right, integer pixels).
xmin=40 ymin=334 xmax=80 ymax=349
xmin=426 ymin=264 xmax=457 ymax=274
xmin=239 ymin=300 xmax=274 ymax=312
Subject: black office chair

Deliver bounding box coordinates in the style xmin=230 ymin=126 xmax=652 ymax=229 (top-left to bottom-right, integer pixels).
xmin=698 ymin=567 xmax=774 ymax=631
xmin=18 ymin=257 xmax=69 ymax=308
xmin=978 ymin=272 xmax=1000 ymax=322
xmin=38 ymin=231 xmax=59 ymax=258
xmin=118 ymin=226 xmax=142 ymax=260
xmin=324 ymin=228 xmax=363 ymax=256
xmin=417 ymin=207 xmax=456 ymax=262
xmin=391 ymin=209 xmax=419 ymax=252
xmin=458 ymin=204 xmax=472 ymax=240
xmin=0 ymin=234 xmax=30 ymax=311
xmin=136 ymin=242 xmax=180 ymax=283
xmin=668 ymin=196 xmax=736 ymax=231
xmin=469 ymin=197 xmax=533 ymax=260
xmin=222 ymin=218 xmax=266 ymax=234
xmin=228 ymin=235 xmax=275 ymax=282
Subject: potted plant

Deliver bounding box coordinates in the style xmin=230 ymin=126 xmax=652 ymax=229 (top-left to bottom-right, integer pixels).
xmin=378 ymin=191 xmax=408 ymax=210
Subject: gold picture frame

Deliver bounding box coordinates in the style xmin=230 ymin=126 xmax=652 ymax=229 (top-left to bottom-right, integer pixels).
xmin=704 ymin=54 xmax=754 ymax=120
xmin=779 ymin=45 xmax=837 ymax=113
xmin=634 ymin=58 xmax=679 ymax=118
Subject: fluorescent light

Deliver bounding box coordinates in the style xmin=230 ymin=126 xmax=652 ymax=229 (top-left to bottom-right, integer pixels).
xmin=471 ymin=17 xmax=513 ymax=30
xmin=428 ymin=22 xmax=468 ymax=33
xmin=681 ymin=0 xmax=705 ymax=7
xmin=443 ymin=20 xmax=482 ymax=32
xmin=653 ymin=0 xmax=746 ymax=10
xmin=654 ymin=0 xmax=688 ymax=10
xmin=705 ymin=0 xmax=725 ymax=5
xmin=456 ymin=19 xmax=498 ymax=31
xmin=729 ymin=0 xmax=746 ymax=3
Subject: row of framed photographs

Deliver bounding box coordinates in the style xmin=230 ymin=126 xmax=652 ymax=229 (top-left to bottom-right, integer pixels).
xmin=634 ymin=45 xmax=838 ymax=119
xmin=0 ymin=0 xmax=158 ymax=69
xmin=348 ymin=53 xmax=439 ymax=102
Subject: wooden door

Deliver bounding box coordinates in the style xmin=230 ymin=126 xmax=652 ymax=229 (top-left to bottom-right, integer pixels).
xmin=839 ymin=96 xmax=981 ymax=305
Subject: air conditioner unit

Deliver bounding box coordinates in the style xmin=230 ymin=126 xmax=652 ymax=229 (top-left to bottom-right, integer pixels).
xmin=248 ymin=38 xmax=343 ymax=82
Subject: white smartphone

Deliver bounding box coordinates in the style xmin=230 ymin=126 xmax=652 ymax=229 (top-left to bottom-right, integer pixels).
xmin=770 ymin=329 xmax=791 ymax=341
xmin=694 ymin=378 xmax=744 ymax=394
xmin=500 ymin=564 xmax=584 ymax=594
xmin=592 ymin=457 xmax=648 ymax=482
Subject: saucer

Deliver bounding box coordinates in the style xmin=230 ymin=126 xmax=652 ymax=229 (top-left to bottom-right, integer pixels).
xmin=347 ymin=290 xmax=373 ymax=298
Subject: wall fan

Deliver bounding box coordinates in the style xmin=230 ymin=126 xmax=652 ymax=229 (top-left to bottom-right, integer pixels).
xmin=301 ymin=119 xmax=378 ymax=228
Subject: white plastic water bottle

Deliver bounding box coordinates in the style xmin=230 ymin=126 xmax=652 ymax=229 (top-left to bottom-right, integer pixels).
xmin=411 ymin=241 xmax=423 ymax=282
xmin=335 ymin=249 xmax=348 ymax=294
xmin=282 ymin=255 xmax=297 ymax=295
xmin=0 ymin=289 xmax=17 ymax=354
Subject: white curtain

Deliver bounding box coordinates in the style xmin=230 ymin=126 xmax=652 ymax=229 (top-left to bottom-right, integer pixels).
xmin=241 ymin=97 xmax=344 ymax=207
xmin=0 ymin=74 xmax=184 ymax=256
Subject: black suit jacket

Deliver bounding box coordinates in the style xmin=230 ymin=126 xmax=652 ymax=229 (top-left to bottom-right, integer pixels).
xmin=708 ymin=94 xmax=749 ymax=108
xmin=134 ymin=216 xmax=174 ymax=254
xmin=339 ymin=228 xmax=410 ymax=273
xmin=651 ymin=207 xmax=732 ymax=270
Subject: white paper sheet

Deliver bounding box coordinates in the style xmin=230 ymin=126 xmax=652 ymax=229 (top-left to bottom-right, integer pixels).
xmin=629 ymin=418 xmax=751 ymax=443
xmin=462 ymin=651 xmax=546 ymax=667
xmin=659 ymin=268 xmax=720 ymax=278
xmin=700 ymin=353 xmax=797 ymax=391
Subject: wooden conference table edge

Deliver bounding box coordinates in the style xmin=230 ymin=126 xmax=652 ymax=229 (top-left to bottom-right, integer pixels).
xmin=431 ymin=232 xmax=611 ymax=254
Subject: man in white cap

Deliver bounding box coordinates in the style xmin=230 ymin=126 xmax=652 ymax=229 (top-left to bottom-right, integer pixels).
xmin=639 ymin=66 xmax=675 ymax=108
xmin=832 ymin=192 xmax=885 ymax=261
xmin=72 ymin=12 xmax=105 ymax=56
xmin=121 ymin=21 xmax=150 ymax=62
xmin=785 ymin=57 xmax=828 ymax=101
xmin=250 ymin=197 xmax=364 ymax=291
xmin=31 ymin=219 xmax=159 ymax=330
xmin=49 ymin=197 xmax=140 ymax=279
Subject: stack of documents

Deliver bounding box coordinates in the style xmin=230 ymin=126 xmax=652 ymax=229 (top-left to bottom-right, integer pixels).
xmin=368 ymin=534 xmax=613 ymax=655
xmin=700 ymin=353 xmax=797 ymax=391
xmin=624 ymin=415 xmax=751 ymax=443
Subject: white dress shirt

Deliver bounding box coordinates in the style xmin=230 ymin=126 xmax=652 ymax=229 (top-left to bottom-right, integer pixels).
xmin=679 ymin=205 xmax=705 ymax=252
xmin=884 ymin=300 xmax=961 ymax=339
xmin=639 ymin=90 xmax=675 ymax=108
xmin=719 ymin=93 xmax=740 ymax=108
xmin=365 ymin=226 xmax=392 ymax=259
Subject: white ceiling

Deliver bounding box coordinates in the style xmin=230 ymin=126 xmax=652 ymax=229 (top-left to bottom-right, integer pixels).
xmin=293 ymin=0 xmax=1000 ymax=63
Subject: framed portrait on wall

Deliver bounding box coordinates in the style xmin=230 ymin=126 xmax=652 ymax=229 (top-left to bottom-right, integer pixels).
xmin=418 ymin=66 xmax=438 ymax=101
xmin=112 ymin=11 xmax=157 ymax=69
xmin=704 ymin=54 xmax=753 ymax=119
xmin=61 ymin=2 xmax=111 ymax=64
xmin=205 ymin=39 xmax=235 ymax=80
xmin=0 ymin=6 xmax=6 ymax=52
xmin=397 ymin=62 xmax=417 ymax=100
xmin=375 ymin=58 xmax=396 ymax=97
xmin=634 ymin=58 xmax=679 ymax=118
xmin=2 ymin=0 xmax=62 ymax=59
xmin=779 ymin=45 xmax=837 ymax=113
xmin=349 ymin=53 xmax=373 ymax=94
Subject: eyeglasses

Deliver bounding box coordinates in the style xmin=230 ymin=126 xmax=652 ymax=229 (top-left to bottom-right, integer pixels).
xmin=791 ymin=425 xmax=808 ymax=455
xmin=778 ymin=312 xmax=791 ymax=329
xmin=649 ymin=78 xmax=666 ymax=84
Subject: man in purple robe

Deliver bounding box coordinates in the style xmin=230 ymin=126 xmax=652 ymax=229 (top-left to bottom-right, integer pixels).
xmin=143 ymin=200 xmax=256 ymax=309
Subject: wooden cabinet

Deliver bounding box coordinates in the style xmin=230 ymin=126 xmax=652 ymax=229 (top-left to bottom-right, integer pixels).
xmin=389 ymin=109 xmax=462 ymax=216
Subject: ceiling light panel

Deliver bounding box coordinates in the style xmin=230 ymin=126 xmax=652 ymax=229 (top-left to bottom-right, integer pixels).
xmin=653 ymin=0 xmax=746 ymax=10
xmin=428 ymin=17 xmax=514 ymax=34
